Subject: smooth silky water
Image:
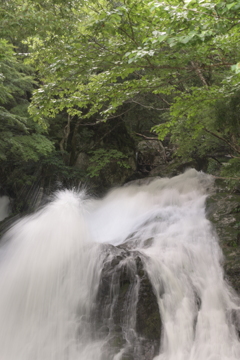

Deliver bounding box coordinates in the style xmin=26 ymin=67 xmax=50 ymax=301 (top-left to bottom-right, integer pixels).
xmin=0 ymin=169 xmax=239 ymax=360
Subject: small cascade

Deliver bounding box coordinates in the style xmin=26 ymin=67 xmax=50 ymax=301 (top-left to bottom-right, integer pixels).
xmin=0 ymin=169 xmax=239 ymax=360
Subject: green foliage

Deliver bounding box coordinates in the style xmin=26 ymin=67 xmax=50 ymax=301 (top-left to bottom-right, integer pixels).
xmin=8 ymin=134 xmax=54 ymax=162
xmin=1 ymin=0 xmax=240 ymax=197
xmin=41 ymin=152 xmax=86 ymax=185
xmin=221 ymin=158 xmax=240 ymax=183
xmin=206 ymin=158 xmax=222 ymax=175
xmin=0 ymin=8 xmax=56 ymax=197
xmin=23 ymin=0 xmax=240 ymax=147
xmin=87 ymin=149 xmax=131 ymax=178
xmin=0 ymin=44 xmax=54 ymax=163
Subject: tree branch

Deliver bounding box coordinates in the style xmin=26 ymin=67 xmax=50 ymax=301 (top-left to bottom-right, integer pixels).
xmin=60 ymin=114 xmax=72 ymax=153
xmin=129 ymin=100 xmax=169 ymax=111
xmin=203 ymin=127 xmax=240 ymax=154
xmin=191 ymin=61 xmax=209 ymax=87
xmin=135 ymin=132 xmax=159 ymax=141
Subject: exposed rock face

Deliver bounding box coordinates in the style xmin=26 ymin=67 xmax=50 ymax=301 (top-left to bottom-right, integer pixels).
xmin=94 ymin=245 xmax=161 ymax=360
xmin=74 ymin=152 xmax=90 ymax=171
xmin=137 ymin=140 xmax=167 ymax=174
xmin=207 ymin=179 xmax=240 ymax=293
xmin=196 ymin=178 xmax=240 ymax=341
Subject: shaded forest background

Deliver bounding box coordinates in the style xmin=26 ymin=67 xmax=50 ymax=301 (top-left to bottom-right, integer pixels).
xmin=1 ymin=0 xmax=240 ymax=212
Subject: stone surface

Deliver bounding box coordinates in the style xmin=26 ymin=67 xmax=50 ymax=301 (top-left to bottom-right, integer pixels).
xmin=137 ymin=140 xmax=167 ymax=174
xmin=74 ymin=152 xmax=90 ymax=171
xmin=94 ymin=244 xmax=161 ymax=360
xmin=206 ymin=179 xmax=240 ymax=293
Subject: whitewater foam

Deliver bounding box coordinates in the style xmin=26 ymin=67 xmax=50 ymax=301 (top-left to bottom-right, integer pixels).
xmin=0 ymin=169 xmax=239 ymax=360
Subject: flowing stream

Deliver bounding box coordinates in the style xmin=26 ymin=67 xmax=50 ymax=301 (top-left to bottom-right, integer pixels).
xmin=0 ymin=169 xmax=240 ymax=360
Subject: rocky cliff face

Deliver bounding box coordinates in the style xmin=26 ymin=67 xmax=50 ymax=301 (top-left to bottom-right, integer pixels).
xmin=207 ymin=179 xmax=240 ymax=294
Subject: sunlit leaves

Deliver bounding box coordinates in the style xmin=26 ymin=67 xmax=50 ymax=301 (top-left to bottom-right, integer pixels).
xmin=231 ymin=62 xmax=240 ymax=74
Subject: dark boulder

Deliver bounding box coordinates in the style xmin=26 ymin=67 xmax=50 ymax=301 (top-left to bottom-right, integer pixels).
xmin=93 ymin=245 xmax=161 ymax=360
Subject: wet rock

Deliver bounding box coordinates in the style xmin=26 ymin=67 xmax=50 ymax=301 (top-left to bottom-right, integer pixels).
xmin=206 ymin=179 xmax=240 ymax=293
xmin=227 ymin=308 xmax=240 ymax=338
xmin=137 ymin=140 xmax=167 ymax=174
xmin=124 ymin=177 xmax=160 ymax=187
xmin=94 ymin=245 xmax=161 ymax=360
xmin=135 ymin=256 xmax=161 ymax=346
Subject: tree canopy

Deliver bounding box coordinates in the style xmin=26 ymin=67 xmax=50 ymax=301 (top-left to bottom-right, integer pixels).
xmin=1 ymin=0 xmax=240 ymax=202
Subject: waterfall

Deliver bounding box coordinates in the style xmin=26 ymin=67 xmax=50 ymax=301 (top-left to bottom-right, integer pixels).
xmin=0 ymin=169 xmax=239 ymax=360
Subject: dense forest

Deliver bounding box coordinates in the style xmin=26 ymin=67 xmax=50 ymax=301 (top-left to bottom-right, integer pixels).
xmin=1 ymin=0 xmax=240 ymax=210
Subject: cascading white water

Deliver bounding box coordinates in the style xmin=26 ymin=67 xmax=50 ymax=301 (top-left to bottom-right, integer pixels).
xmin=0 ymin=169 xmax=239 ymax=360
xmin=0 ymin=190 xmax=105 ymax=360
